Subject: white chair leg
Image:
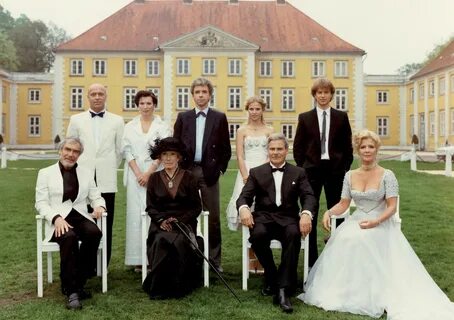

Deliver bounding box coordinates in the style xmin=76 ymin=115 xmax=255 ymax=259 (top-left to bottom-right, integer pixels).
xmin=47 ymin=252 xmax=53 ymax=283
xmin=242 ymin=226 xmax=249 ymax=291
xmin=102 ymin=213 xmax=107 ymax=293
xmin=37 ymin=248 xmax=43 ymax=298
xmin=202 ymin=211 xmax=209 ymax=288
xmin=303 ymin=236 xmax=309 ymax=285
xmin=141 ymin=212 xmax=148 ymax=284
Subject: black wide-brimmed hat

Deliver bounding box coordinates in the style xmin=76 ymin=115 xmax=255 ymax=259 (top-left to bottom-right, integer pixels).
xmin=149 ymin=137 xmax=186 ymax=160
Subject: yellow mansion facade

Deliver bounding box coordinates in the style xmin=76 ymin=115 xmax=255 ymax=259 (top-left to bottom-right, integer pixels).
xmin=1 ymin=0 xmax=453 ymax=151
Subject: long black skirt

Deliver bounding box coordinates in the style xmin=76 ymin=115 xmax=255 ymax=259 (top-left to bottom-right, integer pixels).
xmin=143 ymin=225 xmax=203 ymax=299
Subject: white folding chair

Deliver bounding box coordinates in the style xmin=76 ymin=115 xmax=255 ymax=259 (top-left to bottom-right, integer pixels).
xmin=36 ymin=212 xmax=107 ymax=297
xmin=141 ymin=210 xmax=210 ymax=287
xmin=241 ymin=225 xmax=309 ymax=291
xmin=331 ymin=196 xmax=401 ymax=233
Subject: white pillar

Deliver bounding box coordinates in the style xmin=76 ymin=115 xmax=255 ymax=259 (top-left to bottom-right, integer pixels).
xmin=445 ymin=151 xmax=452 ymax=177
xmin=1 ymin=147 xmax=6 ymax=169
xmin=410 ymin=144 xmax=417 ymax=171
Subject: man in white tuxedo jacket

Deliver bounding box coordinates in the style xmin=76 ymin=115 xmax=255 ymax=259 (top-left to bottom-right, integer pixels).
xmin=35 ymin=137 xmax=106 ymax=309
xmin=67 ymin=83 xmax=124 ymax=264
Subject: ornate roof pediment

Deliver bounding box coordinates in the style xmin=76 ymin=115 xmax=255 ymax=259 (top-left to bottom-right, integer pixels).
xmin=160 ymin=25 xmax=259 ymax=51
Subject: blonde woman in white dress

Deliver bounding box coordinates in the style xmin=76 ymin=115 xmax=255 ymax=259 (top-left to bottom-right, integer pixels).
xmin=299 ymin=129 xmax=454 ymax=319
xmin=226 ymin=96 xmax=273 ymax=272
xmin=122 ymin=90 xmax=172 ymax=271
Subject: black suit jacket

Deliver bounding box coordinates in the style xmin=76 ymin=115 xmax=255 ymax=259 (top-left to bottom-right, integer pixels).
xmin=293 ymin=108 xmax=353 ymax=174
xmin=174 ymin=108 xmax=231 ymax=187
xmin=236 ymin=162 xmax=316 ymax=226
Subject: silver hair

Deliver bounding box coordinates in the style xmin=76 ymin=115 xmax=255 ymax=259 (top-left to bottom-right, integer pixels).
xmin=267 ymin=133 xmax=288 ymax=149
xmin=59 ymin=137 xmax=84 ymax=154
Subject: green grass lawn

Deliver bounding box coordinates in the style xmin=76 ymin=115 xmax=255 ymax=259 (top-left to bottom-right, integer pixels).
xmin=0 ymin=159 xmax=453 ymax=320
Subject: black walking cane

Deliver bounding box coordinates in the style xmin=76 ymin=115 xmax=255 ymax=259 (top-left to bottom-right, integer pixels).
xmin=172 ymin=221 xmax=241 ymax=303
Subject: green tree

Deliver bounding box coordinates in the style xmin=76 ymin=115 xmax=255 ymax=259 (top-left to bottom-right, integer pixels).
xmin=44 ymin=22 xmax=71 ymax=72
xmin=0 ymin=5 xmax=15 ymax=33
xmin=0 ymin=31 xmax=18 ymax=70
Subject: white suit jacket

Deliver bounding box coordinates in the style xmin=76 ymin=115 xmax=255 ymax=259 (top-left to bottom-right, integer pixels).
xmin=67 ymin=110 xmax=124 ymax=193
xmin=35 ymin=162 xmax=106 ymax=242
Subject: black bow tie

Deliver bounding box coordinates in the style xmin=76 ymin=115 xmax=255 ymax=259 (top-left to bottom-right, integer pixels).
xmin=196 ymin=111 xmax=206 ymax=118
xmin=271 ymin=166 xmax=285 ymax=173
xmin=90 ymin=111 xmax=105 ymax=118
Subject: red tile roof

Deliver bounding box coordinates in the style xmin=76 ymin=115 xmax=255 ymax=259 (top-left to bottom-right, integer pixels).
xmin=57 ymin=0 xmax=364 ymax=54
xmin=411 ymin=39 xmax=454 ymax=79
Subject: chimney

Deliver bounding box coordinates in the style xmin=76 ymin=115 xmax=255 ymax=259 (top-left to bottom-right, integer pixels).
xmin=277 ymin=0 xmax=286 ymax=4
xmin=183 ymin=0 xmax=192 ymax=3
xmin=135 ymin=0 xmax=145 ymax=3
xmin=229 ymin=0 xmax=239 ymax=4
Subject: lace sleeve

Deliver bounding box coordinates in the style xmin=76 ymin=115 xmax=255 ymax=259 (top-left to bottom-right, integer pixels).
xmin=341 ymin=171 xmax=352 ymax=199
xmin=384 ymin=169 xmax=399 ymax=198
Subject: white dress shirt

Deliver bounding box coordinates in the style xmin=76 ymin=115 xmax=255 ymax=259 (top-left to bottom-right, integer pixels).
xmin=316 ymin=106 xmax=331 ymax=160
xmin=270 ymin=163 xmax=285 ymax=206
xmin=89 ymin=108 xmax=106 ymax=148
xmin=194 ymin=107 xmax=208 ymax=162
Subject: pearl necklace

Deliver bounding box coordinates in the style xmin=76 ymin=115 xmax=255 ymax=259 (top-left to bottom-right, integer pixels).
xmin=360 ymin=162 xmax=378 ymax=171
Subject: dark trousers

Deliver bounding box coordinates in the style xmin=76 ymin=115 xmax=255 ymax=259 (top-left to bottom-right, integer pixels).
xmin=101 ymin=192 xmax=115 ymax=265
xmin=51 ymin=210 xmax=102 ymax=295
xmin=88 ymin=192 xmax=114 ymax=265
xmin=190 ymin=165 xmax=222 ymax=268
xmin=249 ymin=222 xmax=301 ymax=293
xmin=306 ymin=160 xmax=345 ymax=267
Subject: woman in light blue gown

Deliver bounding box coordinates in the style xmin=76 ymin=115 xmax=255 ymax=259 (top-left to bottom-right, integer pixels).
xmin=299 ymin=129 xmax=454 ymax=320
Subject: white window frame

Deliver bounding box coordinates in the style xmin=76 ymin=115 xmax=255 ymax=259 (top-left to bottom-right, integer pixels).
xmin=228 ymin=87 xmax=242 ymax=110
xmin=281 ymin=60 xmax=294 ymax=77
xmin=377 ymin=117 xmax=389 ymax=137
xmin=281 ymin=124 xmax=295 ymax=140
xmin=28 ymin=89 xmax=41 ymax=103
xmin=334 ymin=60 xmax=348 ymax=77
xmin=123 ymin=87 xmax=138 ymax=110
xmin=70 ymin=59 xmax=84 ymax=76
xmin=70 ymin=87 xmax=83 ymax=110
xmin=410 ymin=88 xmax=415 ymax=103
xmin=440 ymin=111 xmax=446 ymax=136
xmin=429 ymin=81 xmax=435 ymax=96
xmin=312 ymin=60 xmax=326 ymax=77
xmin=281 ymin=88 xmax=294 ymax=111
xmin=28 ymin=115 xmax=40 ymax=137
xmin=410 ymin=115 xmax=415 ymax=136
xmin=429 ymin=112 xmax=435 ymax=135
xmin=451 ymin=75 xmax=454 ymax=92
xmin=208 ymin=87 xmax=216 ymax=108
xmin=93 ymin=59 xmax=106 ymax=76
xmin=335 ymin=88 xmax=348 ymax=111
xmin=419 ymin=84 xmax=424 ymax=99
xmin=202 ymin=58 xmax=216 ymax=75
xmin=1 ymin=113 xmax=5 ymax=135
xmin=259 ymin=88 xmax=272 ymax=111
xmin=377 ymin=90 xmax=389 ymax=104
xmin=146 ymin=87 xmax=160 ymax=110
xmin=176 ymin=87 xmax=190 ymax=110
xmin=124 ymin=60 xmax=137 ymax=76
xmin=147 ymin=59 xmax=160 ymax=77
xmin=260 ymin=60 xmax=272 ymax=77
xmin=177 ymin=59 xmax=190 ymax=76
xmin=228 ymin=58 xmax=241 ymax=76
xmin=229 ymin=123 xmax=241 ymax=140
xmin=451 ymin=109 xmax=454 ymax=134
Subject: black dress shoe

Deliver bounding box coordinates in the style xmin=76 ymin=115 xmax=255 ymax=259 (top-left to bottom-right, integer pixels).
xmin=261 ymin=285 xmax=276 ymax=296
xmin=273 ymin=288 xmax=293 ymax=313
xmin=78 ymin=289 xmax=92 ymax=300
xmin=66 ymin=293 xmax=82 ymax=310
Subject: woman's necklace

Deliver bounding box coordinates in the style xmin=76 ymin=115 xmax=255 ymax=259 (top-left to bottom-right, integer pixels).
xmin=361 ymin=162 xmax=378 ymax=171
xmin=164 ymin=167 xmax=179 ymax=189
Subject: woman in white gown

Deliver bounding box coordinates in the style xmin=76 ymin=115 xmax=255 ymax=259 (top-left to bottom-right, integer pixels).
xmin=226 ymin=96 xmax=273 ymax=272
xmin=122 ymin=90 xmax=172 ymax=269
xmin=299 ymin=129 xmax=454 ymax=319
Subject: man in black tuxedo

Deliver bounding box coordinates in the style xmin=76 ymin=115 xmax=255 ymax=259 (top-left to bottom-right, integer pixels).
xmin=293 ymin=78 xmax=353 ymax=267
xmin=174 ymin=77 xmax=231 ymax=271
xmin=237 ymin=133 xmax=316 ymax=313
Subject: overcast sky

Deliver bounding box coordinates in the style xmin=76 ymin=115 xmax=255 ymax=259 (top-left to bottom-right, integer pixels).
xmin=1 ymin=0 xmax=453 ymax=74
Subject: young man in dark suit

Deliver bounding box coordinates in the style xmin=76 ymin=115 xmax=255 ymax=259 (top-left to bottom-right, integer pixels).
xmin=237 ymin=133 xmax=316 ymax=313
xmin=293 ymin=78 xmax=353 ymax=267
xmin=173 ymin=77 xmax=231 ymax=272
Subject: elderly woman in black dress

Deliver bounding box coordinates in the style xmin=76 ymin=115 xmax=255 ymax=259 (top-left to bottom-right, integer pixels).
xmin=143 ymin=137 xmax=203 ymax=299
